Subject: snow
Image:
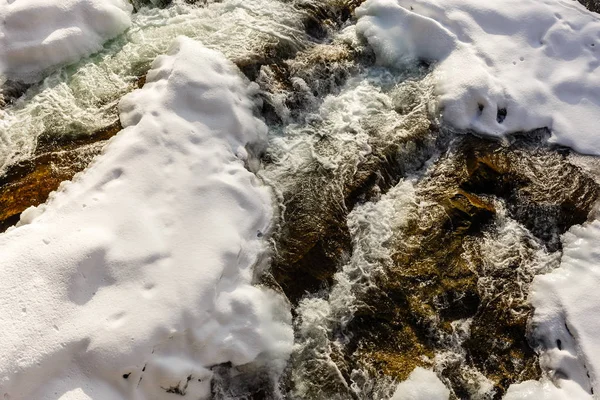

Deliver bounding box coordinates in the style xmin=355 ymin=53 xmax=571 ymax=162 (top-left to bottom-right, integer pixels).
xmin=0 ymin=0 xmax=132 ymax=82
xmin=504 ymin=379 xmax=592 ymax=400
xmin=0 ymin=36 xmax=292 ymax=400
xmin=354 ymin=1 xmax=600 ymax=397
xmin=525 ymin=219 xmax=600 ymax=400
xmin=356 ymin=0 xmax=600 ymax=155
xmin=390 ymin=368 xmax=449 ymax=400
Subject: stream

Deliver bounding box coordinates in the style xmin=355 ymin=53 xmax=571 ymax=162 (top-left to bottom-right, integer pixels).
xmin=2 ymin=0 xmax=600 ymax=399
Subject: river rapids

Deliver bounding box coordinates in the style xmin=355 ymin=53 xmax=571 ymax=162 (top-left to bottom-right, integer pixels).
xmin=1 ymin=0 xmax=600 ymax=399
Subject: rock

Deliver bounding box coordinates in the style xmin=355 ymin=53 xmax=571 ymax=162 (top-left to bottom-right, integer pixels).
xmin=0 ymin=121 xmax=121 ymax=232
xmin=0 ymin=80 xmax=31 ymax=108
xmin=578 ymin=0 xmax=600 ymax=13
xmin=461 ymin=135 xmax=599 ymax=251
xmin=266 ymin=95 xmax=439 ymax=303
xmin=343 ymin=136 xmax=597 ymax=398
xmin=129 ymin=0 xmax=172 ymax=12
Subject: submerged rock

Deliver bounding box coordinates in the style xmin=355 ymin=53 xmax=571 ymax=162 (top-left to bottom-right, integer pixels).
xmin=578 ymin=0 xmax=600 ymax=13
xmin=263 ymin=70 xmax=439 ymax=304
xmin=274 ymin=129 xmax=599 ymax=398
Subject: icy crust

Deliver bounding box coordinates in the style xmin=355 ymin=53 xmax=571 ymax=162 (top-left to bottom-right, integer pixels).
xmin=0 ymin=0 xmax=132 ymax=82
xmin=0 ymin=36 xmax=292 ymax=400
xmin=356 ymin=0 xmax=600 ymax=155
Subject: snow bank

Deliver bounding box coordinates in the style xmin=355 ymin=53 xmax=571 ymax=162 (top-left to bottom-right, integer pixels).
xmin=356 ymin=0 xmax=600 ymax=155
xmin=0 ymin=0 xmax=132 ymax=82
xmin=505 ymin=379 xmax=592 ymax=400
xmin=525 ymin=219 xmax=600 ymax=400
xmin=0 ymin=36 xmax=292 ymax=400
xmin=390 ymin=368 xmax=449 ymax=400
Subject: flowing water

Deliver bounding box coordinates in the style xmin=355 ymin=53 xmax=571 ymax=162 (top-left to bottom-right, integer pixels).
xmin=0 ymin=0 xmax=308 ymax=173
xmin=2 ymin=1 xmax=600 ymax=399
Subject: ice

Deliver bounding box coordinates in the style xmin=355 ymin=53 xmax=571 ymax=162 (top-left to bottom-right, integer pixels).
xmin=0 ymin=37 xmax=292 ymax=400
xmin=356 ymin=0 xmax=600 ymax=155
xmin=0 ymin=0 xmax=132 ymax=82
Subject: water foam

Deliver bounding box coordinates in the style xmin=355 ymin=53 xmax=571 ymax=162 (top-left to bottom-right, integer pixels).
xmin=0 ymin=0 xmax=308 ymax=173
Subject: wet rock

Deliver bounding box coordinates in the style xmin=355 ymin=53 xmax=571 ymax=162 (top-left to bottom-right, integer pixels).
xmin=266 ymin=68 xmax=445 ymax=398
xmin=0 ymin=80 xmax=31 ymax=108
xmin=460 ymin=136 xmax=599 ymax=251
xmin=246 ymin=0 xmax=374 ymax=126
xmin=0 ymin=122 xmax=121 ymax=232
xmin=297 ymin=0 xmax=366 ymax=41
xmin=267 ymin=100 xmax=439 ymax=303
xmin=129 ymin=0 xmax=172 ymax=12
xmin=211 ymin=362 xmax=279 ymax=400
xmin=346 ymin=175 xmax=495 ymax=385
xmin=578 ymin=0 xmax=600 ymax=13
xmin=0 ymin=71 xmax=150 ymax=233
xmin=255 ymin=36 xmax=374 ymax=126
xmin=340 ymin=136 xmax=597 ymax=398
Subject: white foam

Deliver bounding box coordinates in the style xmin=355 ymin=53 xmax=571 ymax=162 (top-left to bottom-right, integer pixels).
xmin=356 ymin=0 xmax=600 ymax=155
xmin=0 ymin=0 xmax=307 ymax=174
xmin=0 ymin=36 xmax=292 ymax=399
xmin=390 ymin=368 xmax=449 ymax=400
xmin=0 ymin=0 xmax=132 ymax=82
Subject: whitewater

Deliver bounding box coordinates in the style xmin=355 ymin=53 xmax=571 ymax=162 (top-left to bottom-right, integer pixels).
xmin=1 ymin=0 xmax=600 ymax=399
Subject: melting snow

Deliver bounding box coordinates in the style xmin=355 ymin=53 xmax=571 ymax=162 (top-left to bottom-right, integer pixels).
xmin=0 ymin=37 xmax=292 ymax=399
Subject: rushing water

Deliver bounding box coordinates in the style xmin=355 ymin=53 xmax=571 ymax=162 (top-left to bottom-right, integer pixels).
xmin=258 ymin=58 xmax=437 ymax=397
xmin=3 ymin=1 xmax=600 ymax=399
xmin=0 ymin=0 xmax=308 ymax=173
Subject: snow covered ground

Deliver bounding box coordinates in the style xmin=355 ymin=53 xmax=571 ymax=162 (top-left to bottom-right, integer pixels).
xmin=0 ymin=37 xmax=292 ymax=399
xmin=356 ymin=0 xmax=600 ymax=155
xmin=0 ymin=0 xmax=132 ymax=82
xmin=390 ymin=368 xmax=450 ymax=400
xmin=520 ymin=219 xmax=600 ymax=400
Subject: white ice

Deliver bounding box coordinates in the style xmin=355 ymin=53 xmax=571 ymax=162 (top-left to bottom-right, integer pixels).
xmin=356 ymin=0 xmax=600 ymax=155
xmin=0 ymin=36 xmax=292 ymax=399
xmin=0 ymin=0 xmax=132 ymax=82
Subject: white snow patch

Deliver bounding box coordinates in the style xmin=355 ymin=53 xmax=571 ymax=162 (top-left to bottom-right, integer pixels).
xmin=0 ymin=36 xmax=292 ymax=400
xmin=390 ymin=367 xmax=449 ymax=400
xmin=527 ymin=219 xmax=600 ymax=400
xmin=356 ymin=0 xmax=600 ymax=155
xmin=505 ymin=379 xmax=592 ymax=400
xmin=0 ymin=0 xmax=132 ymax=82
